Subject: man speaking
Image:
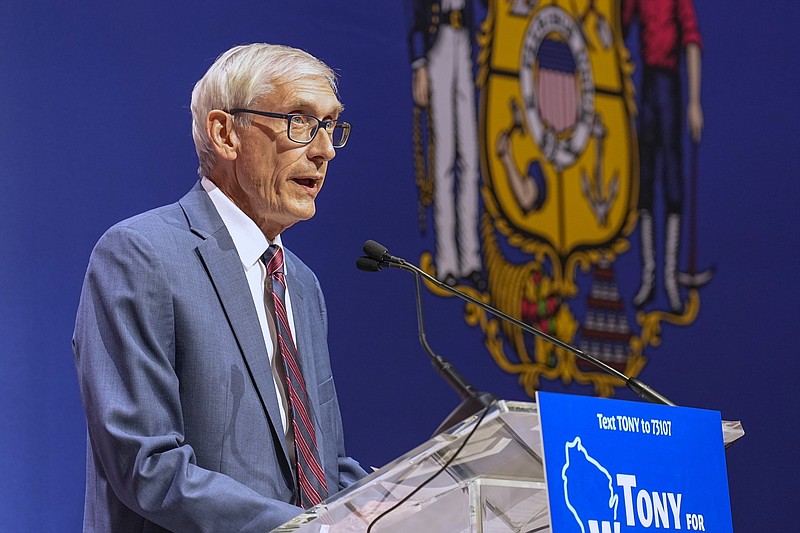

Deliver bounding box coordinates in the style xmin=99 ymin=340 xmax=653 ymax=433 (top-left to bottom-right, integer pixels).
xmin=72 ymin=43 xmax=366 ymax=532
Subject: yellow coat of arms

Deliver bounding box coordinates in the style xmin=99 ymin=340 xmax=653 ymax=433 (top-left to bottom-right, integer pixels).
xmin=473 ymin=0 xmax=641 ymax=396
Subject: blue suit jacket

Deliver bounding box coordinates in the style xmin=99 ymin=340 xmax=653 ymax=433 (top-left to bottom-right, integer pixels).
xmin=73 ymin=182 xmax=366 ymax=532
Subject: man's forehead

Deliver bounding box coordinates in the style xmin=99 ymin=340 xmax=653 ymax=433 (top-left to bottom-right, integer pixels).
xmin=267 ymin=77 xmax=343 ymax=115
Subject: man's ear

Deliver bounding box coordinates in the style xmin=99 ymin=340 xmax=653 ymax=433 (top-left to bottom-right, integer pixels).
xmin=206 ymin=110 xmax=239 ymax=161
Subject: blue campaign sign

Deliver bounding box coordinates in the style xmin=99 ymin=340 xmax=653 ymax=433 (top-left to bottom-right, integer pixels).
xmin=536 ymin=392 xmax=733 ymax=533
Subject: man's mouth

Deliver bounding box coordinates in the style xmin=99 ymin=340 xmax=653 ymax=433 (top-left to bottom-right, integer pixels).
xmin=292 ymin=177 xmax=319 ymax=189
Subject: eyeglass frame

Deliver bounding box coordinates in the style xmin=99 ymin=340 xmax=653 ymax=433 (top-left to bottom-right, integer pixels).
xmin=225 ymin=108 xmax=351 ymax=148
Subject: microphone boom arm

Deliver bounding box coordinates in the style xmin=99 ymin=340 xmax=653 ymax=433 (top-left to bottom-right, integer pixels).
xmin=383 ymin=257 xmax=675 ymax=407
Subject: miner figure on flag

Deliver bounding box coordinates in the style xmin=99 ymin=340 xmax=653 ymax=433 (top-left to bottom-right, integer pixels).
xmin=623 ymin=0 xmax=711 ymax=313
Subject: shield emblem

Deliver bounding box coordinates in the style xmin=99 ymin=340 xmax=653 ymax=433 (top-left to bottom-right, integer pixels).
xmin=536 ymin=38 xmax=579 ymax=133
xmin=480 ymin=2 xmax=636 ymax=256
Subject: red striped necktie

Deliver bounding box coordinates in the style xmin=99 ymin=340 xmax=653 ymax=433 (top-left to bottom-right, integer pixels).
xmin=263 ymin=244 xmax=329 ymax=508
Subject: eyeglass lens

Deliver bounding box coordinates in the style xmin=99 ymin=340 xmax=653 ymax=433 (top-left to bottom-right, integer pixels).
xmin=288 ymin=116 xmax=348 ymax=147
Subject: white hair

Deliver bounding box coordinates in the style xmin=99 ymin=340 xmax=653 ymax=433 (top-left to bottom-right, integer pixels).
xmin=190 ymin=43 xmax=338 ymax=176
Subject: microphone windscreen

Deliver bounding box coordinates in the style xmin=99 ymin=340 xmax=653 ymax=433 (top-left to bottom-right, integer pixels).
xmin=355 ymin=256 xmax=382 ymax=272
xmin=362 ymin=240 xmax=388 ymax=261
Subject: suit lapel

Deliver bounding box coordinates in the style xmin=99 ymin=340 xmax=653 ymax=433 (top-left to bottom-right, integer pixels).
xmin=179 ymin=183 xmax=293 ymax=471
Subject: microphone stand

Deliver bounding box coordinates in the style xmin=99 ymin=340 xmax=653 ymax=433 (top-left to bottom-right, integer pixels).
xmin=411 ymin=271 xmax=496 ymax=435
xmin=357 ymin=255 xmax=495 ymax=434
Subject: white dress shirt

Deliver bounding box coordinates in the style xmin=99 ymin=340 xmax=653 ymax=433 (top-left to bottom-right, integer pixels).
xmin=201 ymin=177 xmax=293 ymax=438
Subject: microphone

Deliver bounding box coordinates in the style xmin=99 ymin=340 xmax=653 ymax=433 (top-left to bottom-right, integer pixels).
xmin=359 ymin=240 xmax=676 ymax=407
xmin=363 ymin=239 xmax=404 ymax=265
xmin=355 ymin=256 xmax=382 ymax=272
xmin=356 ymin=252 xmax=496 ymax=435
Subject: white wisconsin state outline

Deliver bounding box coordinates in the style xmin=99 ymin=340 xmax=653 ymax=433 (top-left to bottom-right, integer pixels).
xmin=561 ymin=436 xmax=619 ymax=533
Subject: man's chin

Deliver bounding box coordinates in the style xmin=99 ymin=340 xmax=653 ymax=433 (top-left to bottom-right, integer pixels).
xmin=287 ymin=205 xmax=317 ymax=224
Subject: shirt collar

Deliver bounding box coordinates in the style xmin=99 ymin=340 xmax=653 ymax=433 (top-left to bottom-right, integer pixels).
xmin=201 ymin=177 xmax=283 ymax=269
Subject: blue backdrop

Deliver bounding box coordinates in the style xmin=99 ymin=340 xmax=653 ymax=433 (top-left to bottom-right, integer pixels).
xmin=1 ymin=1 xmax=797 ymax=530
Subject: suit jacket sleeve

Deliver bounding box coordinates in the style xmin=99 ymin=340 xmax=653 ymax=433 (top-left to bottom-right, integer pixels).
xmin=73 ymin=223 xmax=301 ymax=532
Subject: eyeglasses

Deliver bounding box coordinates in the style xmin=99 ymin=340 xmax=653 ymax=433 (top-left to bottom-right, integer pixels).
xmin=226 ymin=109 xmax=351 ymax=148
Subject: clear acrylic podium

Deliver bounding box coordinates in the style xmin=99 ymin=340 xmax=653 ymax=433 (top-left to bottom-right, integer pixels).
xmin=273 ymin=400 xmax=744 ymax=532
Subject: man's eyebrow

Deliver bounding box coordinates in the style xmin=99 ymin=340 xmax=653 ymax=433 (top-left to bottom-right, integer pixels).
xmin=287 ymin=98 xmax=344 ymax=117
